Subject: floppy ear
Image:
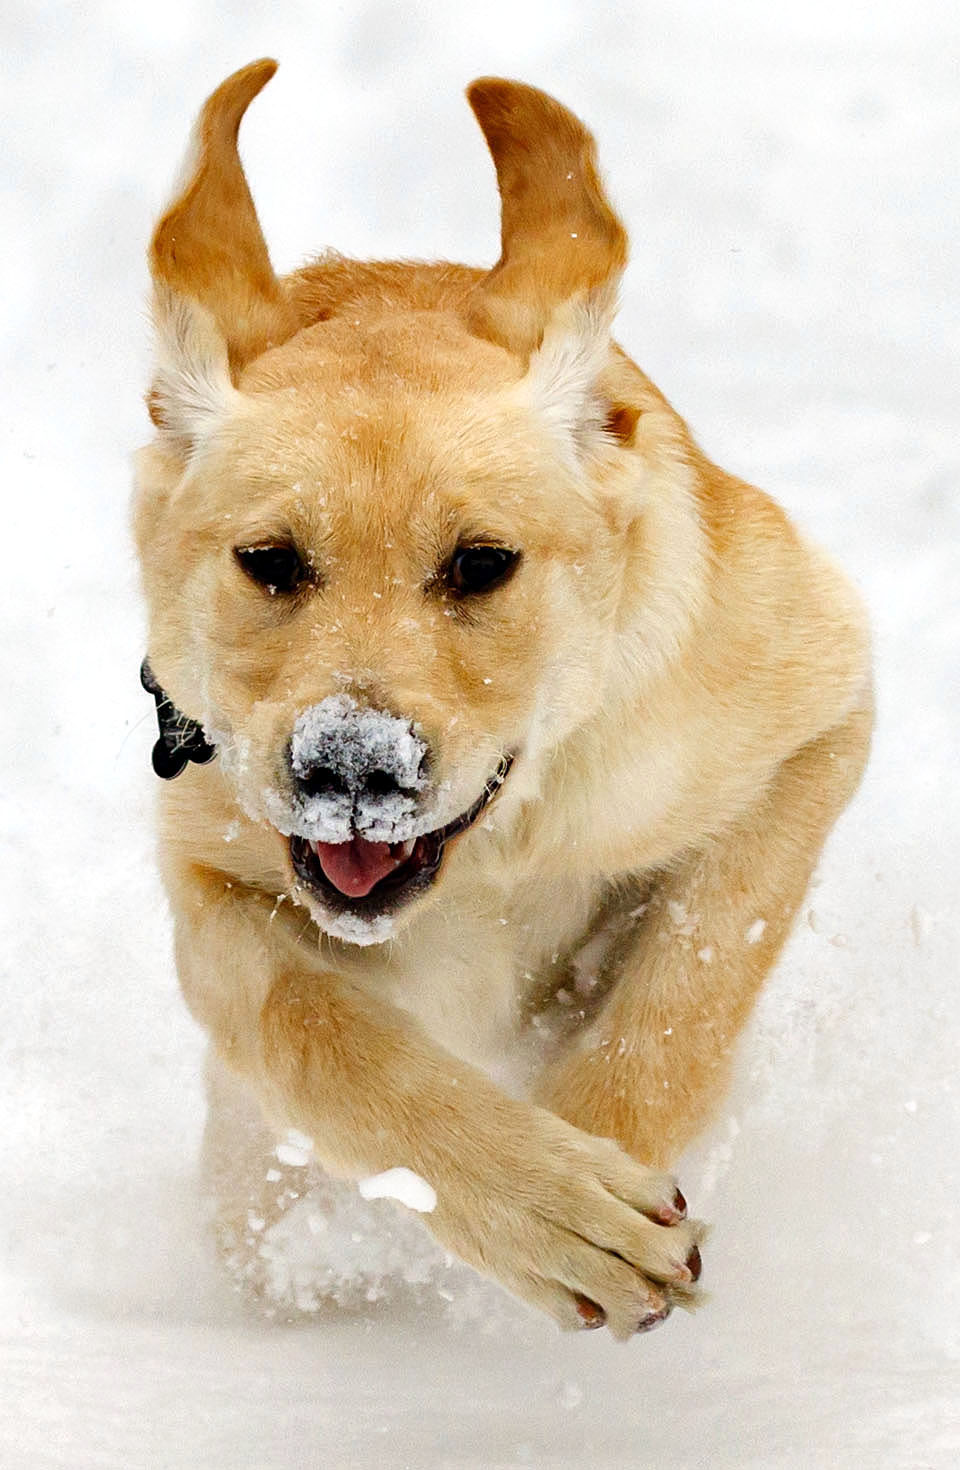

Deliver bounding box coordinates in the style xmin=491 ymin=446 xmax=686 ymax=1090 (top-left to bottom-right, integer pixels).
xmin=147 ymin=59 xmax=298 ymax=446
xmin=466 ymin=78 xmax=637 ymax=449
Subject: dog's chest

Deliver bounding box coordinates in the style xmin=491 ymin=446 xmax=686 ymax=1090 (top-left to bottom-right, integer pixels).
xmin=345 ymin=869 xmax=611 ymax=1086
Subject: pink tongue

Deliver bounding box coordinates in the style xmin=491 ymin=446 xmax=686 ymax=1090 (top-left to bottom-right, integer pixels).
xmin=313 ymin=837 xmax=407 ymax=899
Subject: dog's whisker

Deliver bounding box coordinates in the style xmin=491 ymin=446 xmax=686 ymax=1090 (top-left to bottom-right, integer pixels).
xmin=114 ymin=708 xmax=156 ymax=761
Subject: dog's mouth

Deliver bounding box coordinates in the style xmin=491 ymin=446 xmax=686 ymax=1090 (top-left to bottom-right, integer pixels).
xmin=289 ymin=753 xmax=513 ymax=921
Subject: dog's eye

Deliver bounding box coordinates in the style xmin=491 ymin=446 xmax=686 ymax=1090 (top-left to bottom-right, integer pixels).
xmin=447 ymin=545 xmax=520 ymax=597
xmin=234 ymin=543 xmax=306 ymax=595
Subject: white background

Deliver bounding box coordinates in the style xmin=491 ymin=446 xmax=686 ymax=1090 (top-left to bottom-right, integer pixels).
xmin=1 ymin=1 xmax=957 ymax=1465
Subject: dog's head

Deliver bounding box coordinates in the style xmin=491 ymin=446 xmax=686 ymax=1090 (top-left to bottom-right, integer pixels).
xmin=134 ymin=62 xmax=660 ymax=945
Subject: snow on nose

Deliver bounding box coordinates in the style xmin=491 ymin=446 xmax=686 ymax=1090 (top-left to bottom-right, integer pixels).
xmin=290 ymin=695 xmax=428 ymax=844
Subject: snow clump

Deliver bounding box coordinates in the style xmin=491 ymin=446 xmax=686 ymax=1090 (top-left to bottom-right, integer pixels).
xmin=357 ymin=1168 xmax=437 ymax=1214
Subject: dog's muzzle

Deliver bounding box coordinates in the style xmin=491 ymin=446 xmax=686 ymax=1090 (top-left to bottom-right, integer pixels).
xmin=287 ymin=695 xmax=431 ymax=898
xmin=285 ymin=695 xmax=513 ymax=918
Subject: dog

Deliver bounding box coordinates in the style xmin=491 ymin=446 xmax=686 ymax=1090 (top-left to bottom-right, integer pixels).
xmin=132 ymin=60 xmax=871 ymax=1338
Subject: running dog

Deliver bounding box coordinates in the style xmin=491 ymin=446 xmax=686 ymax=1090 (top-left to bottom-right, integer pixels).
xmin=133 ymin=61 xmax=871 ymax=1337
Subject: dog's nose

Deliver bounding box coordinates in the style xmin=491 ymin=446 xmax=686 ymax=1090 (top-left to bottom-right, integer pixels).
xmin=289 ymin=695 xmax=428 ymax=825
xmin=295 ymin=761 xmax=410 ymax=803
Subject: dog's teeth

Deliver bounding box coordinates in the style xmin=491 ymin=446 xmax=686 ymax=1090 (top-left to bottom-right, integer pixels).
xmin=400 ymin=838 xmax=416 ymax=858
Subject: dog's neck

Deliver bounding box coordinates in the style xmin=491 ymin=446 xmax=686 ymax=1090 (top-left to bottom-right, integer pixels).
xmin=140 ymin=659 xmax=216 ymax=780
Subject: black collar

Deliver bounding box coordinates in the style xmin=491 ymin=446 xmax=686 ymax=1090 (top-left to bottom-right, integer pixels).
xmin=140 ymin=659 xmax=217 ymax=779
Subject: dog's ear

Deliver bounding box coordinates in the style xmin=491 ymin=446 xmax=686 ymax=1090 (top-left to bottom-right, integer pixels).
xmin=466 ymin=79 xmax=637 ymax=450
xmin=466 ymin=79 xmax=627 ymax=351
xmin=147 ymin=59 xmax=297 ymax=448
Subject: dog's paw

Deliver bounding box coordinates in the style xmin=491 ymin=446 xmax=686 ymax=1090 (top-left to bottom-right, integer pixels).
xmin=426 ymin=1108 xmax=705 ymax=1340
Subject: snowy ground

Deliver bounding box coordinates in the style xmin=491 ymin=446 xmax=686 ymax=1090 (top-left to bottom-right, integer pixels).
xmin=1 ymin=2 xmax=958 ymax=1465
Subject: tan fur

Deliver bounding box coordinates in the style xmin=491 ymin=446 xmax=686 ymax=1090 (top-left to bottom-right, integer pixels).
xmin=133 ymin=62 xmax=871 ymax=1337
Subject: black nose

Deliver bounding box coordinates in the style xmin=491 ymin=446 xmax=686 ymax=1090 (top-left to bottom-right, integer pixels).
xmin=295 ymin=761 xmax=410 ymax=802
xmin=288 ymin=696 xmax=428 ymax=813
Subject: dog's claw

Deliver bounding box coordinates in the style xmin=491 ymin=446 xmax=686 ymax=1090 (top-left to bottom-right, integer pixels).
xmin=636 ymin=1305 xmax=672 ymax=1334
xmin=645 ymin=1184 xmax=688 ymax=1226
xmin=574 ymin=1293 xmax=606 ymax=1328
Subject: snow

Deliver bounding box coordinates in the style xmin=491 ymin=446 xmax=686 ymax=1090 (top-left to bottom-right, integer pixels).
xmin=316 ymin=903 xmax=401 ymax=949
xmin=1 ymin=1 xmax=958 ymax=1466
xmin=274 ymin=1130 xmax=315 ymax=1168
xmin=237 ymin=1170 xmax=460 ymax=1316
xmin=357 ymin=1169 xmax=438 ymax=1214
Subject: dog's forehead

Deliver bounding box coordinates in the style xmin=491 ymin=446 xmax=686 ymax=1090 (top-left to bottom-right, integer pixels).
xmin=240 ymin=307 xmax=518 ymax=399
xmin=220 ymin=311 xmax=558 ymax=535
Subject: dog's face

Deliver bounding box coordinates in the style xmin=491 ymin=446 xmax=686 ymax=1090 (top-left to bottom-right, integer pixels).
xmin=135 ymin=63 xmax=644 ymax=943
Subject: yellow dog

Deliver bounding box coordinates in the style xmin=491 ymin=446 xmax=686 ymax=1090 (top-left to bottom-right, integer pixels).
xmin=133 ymin=62 xmax=871 ymax=1338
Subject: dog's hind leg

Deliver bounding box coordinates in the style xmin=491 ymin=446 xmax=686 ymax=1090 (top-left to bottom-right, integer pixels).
xmin=200 ymin=1045 xmax=314 ymax=1305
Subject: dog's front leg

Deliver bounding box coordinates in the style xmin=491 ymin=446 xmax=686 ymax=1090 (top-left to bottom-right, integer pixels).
xmin=536 ymin=700 xmax=872 ymax=1168
xmin=168 ymin=866 xmax=703 ymax=1335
